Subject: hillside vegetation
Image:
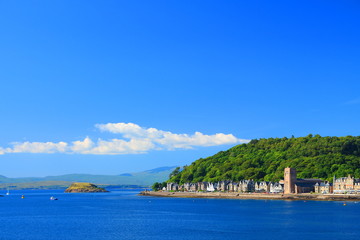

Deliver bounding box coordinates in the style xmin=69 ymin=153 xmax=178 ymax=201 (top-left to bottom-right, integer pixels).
xmin=169 ymin=135 xmax=360 ymax=184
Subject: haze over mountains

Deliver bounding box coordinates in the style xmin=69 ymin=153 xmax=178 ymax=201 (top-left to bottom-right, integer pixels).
xmin=0 ymin=166 xmax=176 ymax=189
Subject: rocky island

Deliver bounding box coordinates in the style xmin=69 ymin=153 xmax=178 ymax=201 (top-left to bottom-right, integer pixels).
xmin=64 ymin=182 xmax=108 ymax=193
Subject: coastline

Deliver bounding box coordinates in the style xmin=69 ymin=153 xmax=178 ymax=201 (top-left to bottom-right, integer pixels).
xmin=139 ymin=191 xmax=360 ymax=201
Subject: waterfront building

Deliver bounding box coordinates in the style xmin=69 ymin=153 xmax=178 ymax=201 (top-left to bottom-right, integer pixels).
xmin=269 ymin=182 xmax=284 ymax=193
xmin=183 ymin=183 xmax=191 ymax=191
xmin=224 ymin=181 xmax=237 ymax=192
xmin=207 ymin=182 xmax=216 ymax=192
xmin=225 ymin=181 xmax=233 ymax=192
xmin=166 ymin=182 xmax=179 ymax=191
xmin=239 ymin=180 xmax=255 ymax=192
xmin=314 ymin=182 xmax=332 ymax=194
xmin=255 ymin=181 xmax=270 ymax=193
xmin=197 ymin=182 xmax=208 ymax=191
xmin=189 ymin=183 xmax=198 ymax=192
xmin=166 ymin=168 xmax=360 ymax=195
xmin=333 ymin=175 xmax=360 ymax=194
xmin=283 ymin=167 xmax=322 ymax=194
xmin=232 ymin=182 xmax=239 ymax=192
xmin=294 ymin=179 xmax=323 ymax=193
xmin=218 ymin=181 xmax=230 ymax=192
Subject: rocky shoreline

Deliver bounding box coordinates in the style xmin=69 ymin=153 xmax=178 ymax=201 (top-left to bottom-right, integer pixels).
xmin=140 ymin=191 xmax=360 ymax=201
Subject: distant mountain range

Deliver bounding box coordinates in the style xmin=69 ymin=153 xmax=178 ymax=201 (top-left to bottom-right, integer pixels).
xmin=0 ymin=166 xmax=176 ymax=190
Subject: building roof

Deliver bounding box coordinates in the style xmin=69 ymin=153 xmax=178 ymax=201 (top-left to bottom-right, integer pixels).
xmin=297 ymin=178 xmax=323 ymax=183
xmin=319 ymin=182 xmax=332 ymax=186
xmin=295 ymin=182 xmax=317 ymax=188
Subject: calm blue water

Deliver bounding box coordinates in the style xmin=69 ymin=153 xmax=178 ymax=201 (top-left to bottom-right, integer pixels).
xmin=0 ymin=189 xmax=358 ymax=240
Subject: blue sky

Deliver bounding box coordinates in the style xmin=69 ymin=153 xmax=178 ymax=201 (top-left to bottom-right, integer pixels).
xmin=0 ymin=1 xmax=359 ymax=177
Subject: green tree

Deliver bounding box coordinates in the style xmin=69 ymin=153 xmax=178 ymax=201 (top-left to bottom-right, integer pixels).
xmin=169 ymin=167 xmax=181 ymax=178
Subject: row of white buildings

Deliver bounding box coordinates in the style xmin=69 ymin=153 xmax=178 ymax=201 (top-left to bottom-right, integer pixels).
xmin=166 ymin=173 xmax=360 ymax=194
xmin=166 ymin=180 xmax=284 ymax=193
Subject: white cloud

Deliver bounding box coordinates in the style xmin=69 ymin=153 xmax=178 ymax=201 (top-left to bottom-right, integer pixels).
xmin=96 ymin=122 xmax=248 ymax=150
xmin=70 ymin=137 xmax=95 ymax=154
xmin=154 ymin=131 xmax=243 ymax=149
xmin=6 ymin=141 xmax=68 ymax=154
xmin=96 ymin=122 xmax=163 ymax=138
xmin=85 ymin=138 xmax=156 ymax=155
xmin=0 ymin=122 xmax=249 ymax=155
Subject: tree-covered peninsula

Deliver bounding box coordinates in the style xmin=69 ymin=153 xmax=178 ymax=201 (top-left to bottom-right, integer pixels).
xmin=168 ymin=135 xmax=360 ymax=184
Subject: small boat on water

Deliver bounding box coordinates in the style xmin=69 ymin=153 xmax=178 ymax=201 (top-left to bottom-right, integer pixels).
xmin=21 ymin=195 xmax=25 ymax=199
xmin=50 ymin=196 xmax=58 ymax=201
xmin=6 ymin=187 xmax=10 ymax=195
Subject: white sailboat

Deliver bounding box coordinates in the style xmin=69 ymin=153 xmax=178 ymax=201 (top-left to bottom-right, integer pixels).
xmin=6 ymin=187 xmax=10 ymax=195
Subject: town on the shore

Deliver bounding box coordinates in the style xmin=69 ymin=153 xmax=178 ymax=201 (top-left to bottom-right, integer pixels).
xmin=166 ymin=168 xmax=360 ymax=194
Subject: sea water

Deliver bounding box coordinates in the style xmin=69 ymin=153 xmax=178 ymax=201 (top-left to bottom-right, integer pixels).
xmin=0 ymin=189 xmax=358 ymax=240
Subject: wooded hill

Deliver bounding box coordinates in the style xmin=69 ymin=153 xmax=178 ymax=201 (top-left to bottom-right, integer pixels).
xmin=168 ymin=135 xmax=360 ymax=184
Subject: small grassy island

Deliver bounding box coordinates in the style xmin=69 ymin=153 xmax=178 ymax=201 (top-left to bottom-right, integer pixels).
xmin=64 ymin=182 xmax=108 ymax=193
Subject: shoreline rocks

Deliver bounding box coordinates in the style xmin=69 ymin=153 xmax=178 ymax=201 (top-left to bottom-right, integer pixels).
xmin=139 ymin=191 xmax=360 ymax=201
